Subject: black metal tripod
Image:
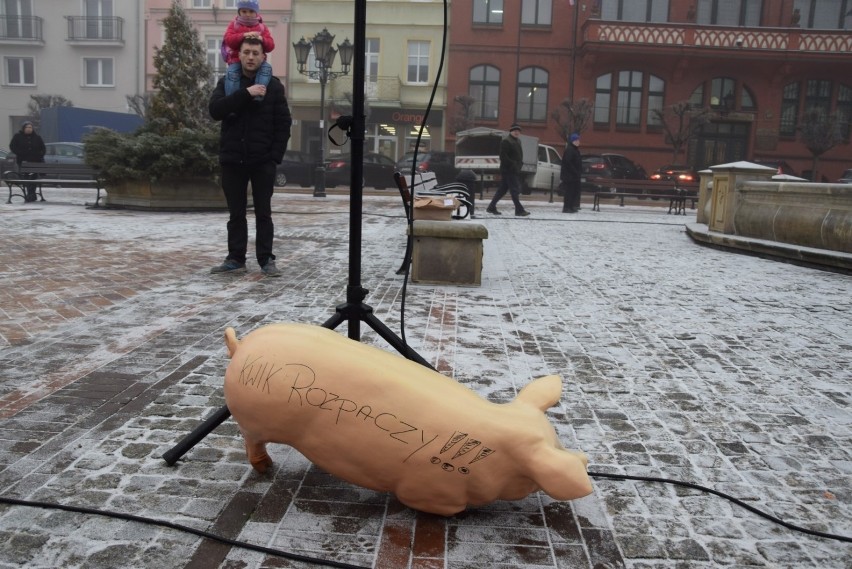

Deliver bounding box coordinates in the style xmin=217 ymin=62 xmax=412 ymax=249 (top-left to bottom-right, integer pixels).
xmin=163 ymin=0 xmax=431 ymax=466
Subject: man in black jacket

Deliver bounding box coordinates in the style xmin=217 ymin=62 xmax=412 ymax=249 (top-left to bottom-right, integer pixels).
xmin=486 ymin=124 xmax=530 ymax=216
xmin=209 ymin=36 xmax=292 ymax=276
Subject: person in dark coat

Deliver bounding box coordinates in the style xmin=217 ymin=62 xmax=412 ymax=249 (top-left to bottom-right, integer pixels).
xmin=560 ymin=132 xmax=582 ymax=213
xmin=486 ymin=124 xmax=530 ymax=216
xmin=209 ymin=36 xmax=292 ymax=276
xmin=9 ymin=121 xmax=46 ymax=202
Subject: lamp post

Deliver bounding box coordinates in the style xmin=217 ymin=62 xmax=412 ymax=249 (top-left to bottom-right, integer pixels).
xmin=293 ymin=29 xmax=354 ymax=197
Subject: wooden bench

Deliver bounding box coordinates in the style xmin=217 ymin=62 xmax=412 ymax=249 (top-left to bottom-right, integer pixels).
xmin=4 ymin=162 xmax=105 ymax=207
xmin=593 ymin=191 xmax=698 ymax=214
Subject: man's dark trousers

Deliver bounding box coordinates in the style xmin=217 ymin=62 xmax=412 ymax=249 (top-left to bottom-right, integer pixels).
xmin=489 ymin=167 xmax=525 ymax=213
xmin=220 ymin=161 xmax=276 ymax=266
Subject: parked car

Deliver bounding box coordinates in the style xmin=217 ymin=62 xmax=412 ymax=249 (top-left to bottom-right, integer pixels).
xmin=0 ymin=149 xmax=13 ymax=177
xmin=395 ymin=151 xmax=459 ymax=185
xmin=3 ymin=142 xmax=86 ymax=173
xmin=581 ymin=153 xmax=647 ymax=193
xmin=275 ymin=150 xmax=315 ymax=187
xmin=650 ymin=164 xmax=697 ymax=184
xmin=325 ymin=152 xmax=396 ymax=189
xmin=837 ymin=168 xmax=852 ymax=184
xmin=751 ymin=158 xmax=797 ymax=177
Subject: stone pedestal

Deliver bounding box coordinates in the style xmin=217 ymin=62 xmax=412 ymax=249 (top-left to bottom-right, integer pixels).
xmin=410 ymin=220 xmax=488 ymax=286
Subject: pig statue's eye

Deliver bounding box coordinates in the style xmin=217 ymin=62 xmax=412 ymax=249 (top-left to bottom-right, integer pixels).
xmin=458 ymin=467 xmax=470 ymax=475
xmin=441 ymin=463 xmax=454 ymax=472
xmin=430 ymin=457 xmax=441 ymax=464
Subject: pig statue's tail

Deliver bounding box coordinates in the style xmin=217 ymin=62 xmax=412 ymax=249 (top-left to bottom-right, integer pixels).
xmin=225 ymin=327 xmax=239 ymax=358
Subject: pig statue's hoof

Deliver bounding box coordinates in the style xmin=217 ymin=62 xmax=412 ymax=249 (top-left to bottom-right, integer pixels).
xmin=250 ymin=453 xmax=273 ymax=473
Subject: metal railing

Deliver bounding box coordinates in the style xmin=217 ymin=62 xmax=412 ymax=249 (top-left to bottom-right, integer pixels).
xmin=0 ymin=15 xmax=43 ymax=41
xmin=65 ymin=16 xmax=124 ymax=42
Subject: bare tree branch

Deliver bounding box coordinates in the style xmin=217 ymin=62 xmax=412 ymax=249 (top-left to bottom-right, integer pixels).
xmin=550 ymin=98 xmax=592 ymax=143
xmin=651 ymin=101 xmax=710 ymax=163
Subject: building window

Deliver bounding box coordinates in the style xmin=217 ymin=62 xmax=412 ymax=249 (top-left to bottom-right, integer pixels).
xmin=594 ymin=73 xmax=612 ymax=124
xmin=696 ymin=0 xmax=762 ymax=26
xmin=596 ymin=71 xmax=667 ymax=130
xmin=1 ymin=0 xmax=35 ymax=39
xmin=838 ymin=85 xmax=852 ymax=139
xmin=741 ymin=85 xmax=757 ymax=110
xmin=407 ymin=41 xmax=429 ymax=84
xmin=617 ymin=71 xmax=644 ymax=126
xmin=522 ymin=0 xmax=552 ymax=26
xmin=206 ymin=36 xmax=225 ymax=85
xmin=473 ymin=0 xmax=503 ymax=25
xmin=224 ymin=0 xmax=237 ymax=8
xmin=600 ymin=0 xmax=670 ymax=23
xmin=192 ymin=0 xmax=212 ymax=8
xmin=779 ymin=80 xmax=850 ymax=138
xmin=469 ymin=65 xmax=500 ymax=119
xmin=780 ymin=82 xmax=799 ymax=136
xmin=84 ymin=0 xmax=114 ymax=40
xmin=5 ymin=56 xmax=35 ymax=85
xmin=84 ymin=57 xmax=113 ymax=87
xmin=517 ymin=67 xmax=548 ymax=122
xmin=709 ymin=77 xmax=736 ymax=110
xmin=365 ymin=38 xmax=380 ymax=81
xmin=647 ymin=75 xmax=665 ymax=126
xmin=793 ymin=0 xmax=852 ymax=29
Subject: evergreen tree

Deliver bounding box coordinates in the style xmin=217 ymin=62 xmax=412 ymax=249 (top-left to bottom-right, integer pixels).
xmin=149 ymin=0 xmax=213 ymax=133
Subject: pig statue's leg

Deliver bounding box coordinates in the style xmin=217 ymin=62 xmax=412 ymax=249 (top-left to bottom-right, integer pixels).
xmin=241 ymin=431 xmax=273 ymax=473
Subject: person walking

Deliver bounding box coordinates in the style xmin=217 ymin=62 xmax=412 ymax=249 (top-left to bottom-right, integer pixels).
xmin=9 ymin=121 xmax=46 ymax=203
xmin=560 ymin=133 xmax=582 ymax=213
xmin=486 ymin=124 xmax=530 ymax=217
xmin=209 ymin=36 xmax=292 ymax=277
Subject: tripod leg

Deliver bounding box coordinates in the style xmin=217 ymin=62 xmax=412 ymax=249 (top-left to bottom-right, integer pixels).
xmin=362 ymin=311 xmax=435 ymax=370
xmin=162 ymin=405 xmax=232 ymax=466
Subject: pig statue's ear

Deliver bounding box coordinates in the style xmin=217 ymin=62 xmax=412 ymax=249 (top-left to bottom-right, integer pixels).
xmin=528 ymin=445 xmax=593 ymax=501
xmin=514 ymin=375 xmax=562 ymax=411
xmin=225 ymin=327 xmax=240 ymax=358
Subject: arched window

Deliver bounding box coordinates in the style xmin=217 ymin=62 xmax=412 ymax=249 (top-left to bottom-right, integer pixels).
xmin=469 ymin=65 xmax=500 ymax=120
xmin=690 ymin=77 xmax=758 ymax=114
xmin=517 ymin=67 xmax=549 ymax=122
xmin=594 ymin=71 xmax=667 ymax=130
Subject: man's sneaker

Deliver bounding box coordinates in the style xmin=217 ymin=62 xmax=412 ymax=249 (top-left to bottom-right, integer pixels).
xmin=210 ymin=259 xmax=246 ymax=274
xmin=515 ymin=210 xmax=531 ymax=217
xmin=261 ymin=259 xmax=281 ymax=277
xmin=486 ymin=206 xmax=501 ymax=215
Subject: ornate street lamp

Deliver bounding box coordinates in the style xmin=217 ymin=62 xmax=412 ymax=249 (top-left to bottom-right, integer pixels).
xmin=293 ymin=29 xmax=354 ymax=197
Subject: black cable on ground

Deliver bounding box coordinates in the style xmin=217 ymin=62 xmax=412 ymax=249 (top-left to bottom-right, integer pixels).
xmin=588 ymin=470 xmax=852 ymax=543
xmin=0 ymin=495 xmax=370 ymax=569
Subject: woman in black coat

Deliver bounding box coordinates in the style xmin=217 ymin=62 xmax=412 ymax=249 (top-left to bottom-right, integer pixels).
xmin=560 ymin=133 xmax=582 ymax=213
xmin=9 ymin=121 xmax=46 ymax=202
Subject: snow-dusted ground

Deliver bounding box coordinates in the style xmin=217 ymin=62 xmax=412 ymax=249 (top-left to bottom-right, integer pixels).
xmin=0 ymin=189 xmax=849 ymax=568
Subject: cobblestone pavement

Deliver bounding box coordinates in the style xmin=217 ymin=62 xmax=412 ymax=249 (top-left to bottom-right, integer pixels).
xmin=0 ymin=189 xmax=849 ymax=569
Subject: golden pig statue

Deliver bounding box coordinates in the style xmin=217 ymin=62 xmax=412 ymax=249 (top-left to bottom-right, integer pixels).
xmin=223 ymin=323 xmax=593 ymax=516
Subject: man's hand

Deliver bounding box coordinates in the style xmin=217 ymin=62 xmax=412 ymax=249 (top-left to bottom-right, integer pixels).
xmin=243 ymin=31 xmax=261 ymax=40
xmin=247 ymin=84 xmax=266 ymax=98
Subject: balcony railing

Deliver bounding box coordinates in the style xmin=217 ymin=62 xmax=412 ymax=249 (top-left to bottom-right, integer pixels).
xmin=583 ymin=20 xmax=852 ymax=54
xmin=0 ymin=15 xmax=44 ymax=41
xmin=65 ymin=16 xmax=124 ymax=42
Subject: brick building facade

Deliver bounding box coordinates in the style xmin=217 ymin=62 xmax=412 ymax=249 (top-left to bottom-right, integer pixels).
xmin=447 ymin=0 xmax=852 ymax=181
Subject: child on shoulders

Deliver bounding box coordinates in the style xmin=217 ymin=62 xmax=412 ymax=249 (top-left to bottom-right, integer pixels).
xmin=222 ymin=0 xmax=274 ymax=100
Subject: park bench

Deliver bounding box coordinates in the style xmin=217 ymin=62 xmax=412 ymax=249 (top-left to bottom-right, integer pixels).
xmin=593 ymin=190 xmax=698 ymax=214
xmin=4 ymin=162 xmax=105 ymax=207
xmin=588 ymin=178 xmax=697 ymax=215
